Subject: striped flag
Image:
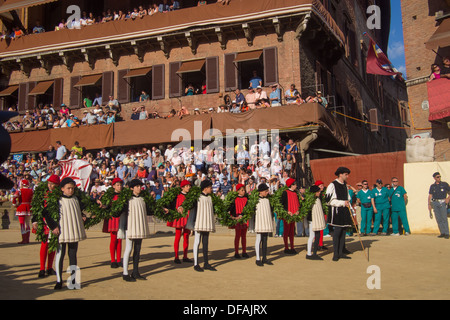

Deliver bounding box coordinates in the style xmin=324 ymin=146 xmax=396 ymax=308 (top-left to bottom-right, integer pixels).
xmin=58 ymin=159 xmax=92 ymax=192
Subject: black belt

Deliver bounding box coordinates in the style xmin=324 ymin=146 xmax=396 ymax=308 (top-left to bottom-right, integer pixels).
xmin=432 ymin=199 xmax=446 ymax=201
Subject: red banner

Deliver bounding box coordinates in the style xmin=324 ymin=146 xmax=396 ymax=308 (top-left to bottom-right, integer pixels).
xmin=427 ymin=78 xmax=450 ymax=121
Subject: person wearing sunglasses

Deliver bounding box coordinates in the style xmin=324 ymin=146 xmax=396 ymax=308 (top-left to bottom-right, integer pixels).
xmin=389 ymin=177 xmax=410 ymax=236
xmin=356 ymin=180 xmax=373 ymax=236
xmin=428 ymin=172 xmax=450 ymax=239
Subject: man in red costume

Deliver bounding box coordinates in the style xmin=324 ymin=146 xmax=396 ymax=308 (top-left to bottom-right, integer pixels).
xmin=281 ymin=178 xmax=300 ymax=254
xmin=166 ymin=180 xmax=192 ymax=264
xmin=229 ymin=184 xmax=249 ymax=259
xmin=14 ymin=179 xmax=33 ymax=244
xmin=32 ymin=174 xmax=60 ymax=277
xmin=102 ymin=178 xmax=124 ymax=268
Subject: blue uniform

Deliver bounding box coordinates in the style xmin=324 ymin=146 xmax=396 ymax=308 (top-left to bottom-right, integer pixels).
xmin=371 ymin=187 xmax=390 ymax=234
xmin=357 ymin=189 xmax=373 ymax=234
xmin=389 ymin=186 xmax=410 ymax=234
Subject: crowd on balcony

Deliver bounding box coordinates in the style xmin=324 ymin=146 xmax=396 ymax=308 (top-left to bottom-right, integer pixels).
xmin=2 ymin=80 xmax=330 ymax=133
xmin=0 ymin=0 xmax=232 ymax=42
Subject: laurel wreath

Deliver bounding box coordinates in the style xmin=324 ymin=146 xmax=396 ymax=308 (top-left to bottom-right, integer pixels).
xmin=270 ymin=186 xmax=307 ymax=223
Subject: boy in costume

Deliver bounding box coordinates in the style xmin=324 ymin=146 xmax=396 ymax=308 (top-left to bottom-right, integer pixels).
xmin=42 ymin=178 xmax=87 ymax=290
xmin=32 ymin=174 xmax=60 ymax=278
xmin=101 ymin=178 xmax=124 ymax=268
xmin=116 ymin=179 xmax=153 ymax=282
xmin=184 ymin=180 xmax=217 ymax=272
xmin=166 ymin=180 xmax=192 ymax=264
xmin=13 ymin=179 xmax=33 ymax=244
xmin=280 ymin=178 xmax=299 ymax=254
xmin=229 ymin=184 xmax=249 ymax=259
xmin=250 ymin=183 xmax=274 ymax=266
xmin=305 ymin=185 xmax=327 ymax=260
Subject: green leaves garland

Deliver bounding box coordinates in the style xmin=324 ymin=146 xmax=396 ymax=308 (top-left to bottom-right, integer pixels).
xmin=180 ymin=186 xmax=202 ymax=216
xmin=238 ymin=189 xmax=260 ymax=224
xmin=270 ymin=187 xmax=307 ymax=223
xmin=217 ymin=191 xmax=239 ymax=227
xmin=154 ymin=187 xmax=183 ymax=222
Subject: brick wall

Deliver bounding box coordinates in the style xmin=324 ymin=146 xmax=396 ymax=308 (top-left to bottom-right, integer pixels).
xmin=401 ymin=0 xmax=450 ymax=161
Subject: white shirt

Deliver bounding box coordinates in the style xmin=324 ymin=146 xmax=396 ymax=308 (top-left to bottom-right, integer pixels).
xmin=56 ymin=145 xmax=67 ymax=160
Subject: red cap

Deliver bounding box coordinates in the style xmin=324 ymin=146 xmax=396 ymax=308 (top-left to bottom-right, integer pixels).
xmin=112 ymin=178 xmax=123 ymax=186
xmin=314 ymin=180 xmax=324 ymax=186
xmin=236 ymin=184 xmax=245 ymax=191
xmin=286 ymin=178 xmax=296 ymax=187
xmin=21 ymin=179 xmax=29 ymax=186
xmin=47 ymin=175 xmax=60 ymax=185
xmin=180 ymin=180 xmax=191 ymax=188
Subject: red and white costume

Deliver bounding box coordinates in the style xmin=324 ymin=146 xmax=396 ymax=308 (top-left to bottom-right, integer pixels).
xmin=14 ymin=180 xmax=33 ymax=244
xmin=281 ymin=179 xmax=300 ymax=253
xmin=166 ymin=180 xmax=191 ymax=262
xmin=230 ymin=187 xmax=248 ymax=257
xmin=102 ymin=178 xmax=123 ymax=267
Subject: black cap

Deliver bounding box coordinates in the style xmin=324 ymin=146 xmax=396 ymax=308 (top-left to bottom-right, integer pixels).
xmin=129 ymin=179 xmax=143 ymax=188
xmin=200 ymin=179 xmax=213 ymax=191
xmin=309 ymin=185 xmax=320 ymax=193
xmin=258 ymin=183 xmax=269 ymax=192
xmin=433 ymin=172 xmax=440 ymax=178
xmin=376 ymin=179 xmax=383 ymax=184
xmin=60 ymin=177 xmax=76 ymax=188
xmin=334 ymin=167 xmax=351 ymax=176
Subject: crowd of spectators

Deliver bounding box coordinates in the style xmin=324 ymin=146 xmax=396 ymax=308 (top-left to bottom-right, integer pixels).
xmin=0 ymin=0 xmax=232 ymax=42
xmin=428 ymin=56 xmax=450 ymax=81
xmin=0 ymin=135 xmax=301 ymax=204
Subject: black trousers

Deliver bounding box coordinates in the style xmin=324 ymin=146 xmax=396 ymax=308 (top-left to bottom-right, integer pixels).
xmin=55 ymin=242 xmax=78 ymax=284
xmin=332 ymin=226 xmax=346 ymax=259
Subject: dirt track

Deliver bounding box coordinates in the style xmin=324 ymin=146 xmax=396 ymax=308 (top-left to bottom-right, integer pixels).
xmin=1 ymin=220 xmax=449 ymax=300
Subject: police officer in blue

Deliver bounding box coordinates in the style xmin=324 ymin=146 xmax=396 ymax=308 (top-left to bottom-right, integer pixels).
xmin=428 ymin=172 xmax=450 ymax=239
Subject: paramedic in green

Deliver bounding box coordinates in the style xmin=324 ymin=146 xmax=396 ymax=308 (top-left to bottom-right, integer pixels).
xmin=389 ymin=177 xmax=410 ymax=236
xmin=371 ymin=179 xmax=390 ymax=235
xmin=356 ymin=180 xmax=373 ymax=236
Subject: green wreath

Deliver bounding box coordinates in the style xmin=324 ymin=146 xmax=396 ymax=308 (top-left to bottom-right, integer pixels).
xmin=31 ymin=181 xmax=102 ymax=253
xmin=270 ymin=186 xmax=307 ymax=223
xmin=154 ymin=187 xmax=184 ymax=222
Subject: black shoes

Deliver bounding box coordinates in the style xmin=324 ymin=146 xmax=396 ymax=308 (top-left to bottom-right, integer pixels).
xmin=203 ymin=264 xmax=217 ymax=271
xmin=234 ymin=253 xmax=241 ymax=259
xmin=123 ymin=274 xmax=136 ymax=282
xmin=111 ymin=262 xmax=119 ymax=268
xmin=306 ymin=254 xmax=323 ymax=261
xmin=284 ymin=249 xmax=297 ymax=255
xmin=132 ymin=273 xmax=147 ymax=280
xmin=194 ymin=265 xmax=204 ymax=272
xmin=262 ymin=259 xmax=273 ymax=265
xmin=174 ymin=258 xmax=182 ymax=264
xmin=183 ymin=258 xmax=193 ymax=263
xmin=241 ymin=252 xmax=249 ymax=258
xmin=38 ymin=270 xmax=46 ymax=278
xmin=54 ymin=282 xmax=62 ymax=290
xmin=255 ymin=260 xmax=264 ymax=267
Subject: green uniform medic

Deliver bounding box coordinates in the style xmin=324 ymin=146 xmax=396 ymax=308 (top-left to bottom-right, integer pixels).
xmin=356 ymin=188 xmax=373 ymax=234
xmin=371 ymin=180 xmax=390 ymax=234
xmin=389 ymin=185 xmax=410 ymax=235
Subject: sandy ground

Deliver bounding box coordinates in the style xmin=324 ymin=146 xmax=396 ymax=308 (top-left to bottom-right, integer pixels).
xmin=1 ymin=218 xmax=450 ymax=301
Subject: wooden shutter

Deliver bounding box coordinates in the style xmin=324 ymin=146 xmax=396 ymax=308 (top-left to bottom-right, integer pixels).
xmin=369 ymin=108 xmax=378 ymax=132
xmin=117 ymin=69 xmax=130 ymax=104
xmin=26 ymin=82 xmax=36 ymax=111
xmin=53 ymin=78 xmax=64 ymax=108
xmin=224 ymin=53 xmax=237 ymax=91
xmin=263 ymin=47 xmax=278 ymax=86
xmin=206 ymin=56 xmax=219 ymax=94
xmin=169 ymin=61 xmax=182 ymax=98
xmin=102 ymin=71 xmax=114 ymax=105
xmin=18 ymin=83 xmax=28 ymax=112
xmin=152 ymin=64 xmax=165 ymax=100
xmin=70 ymin=76 xmax=81 ymax=108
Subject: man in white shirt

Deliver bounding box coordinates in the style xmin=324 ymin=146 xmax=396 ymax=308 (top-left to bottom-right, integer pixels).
xmin=55 ymin=141 xmax=67 ymax=161
xmin=165 ymin=145 xmax=175 ymax=162
xmin=259 ymin=136 xmax=270 ymax=157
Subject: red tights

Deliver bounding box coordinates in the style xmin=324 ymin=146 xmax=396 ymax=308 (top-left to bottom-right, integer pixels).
xmin=39 ymin=240 xmax=55 ymax=271
xmin=174 ymin=228 xmax=190 ymax=259
xmin=234 ymin=228 xmax=247 ymax=254
xmin=283 ymin=221 xmax=295 ymax=250
xmin=110 ymin=232 xmax=122 ymax=263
